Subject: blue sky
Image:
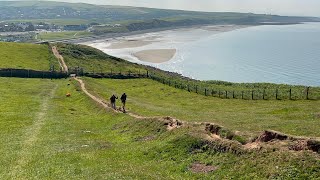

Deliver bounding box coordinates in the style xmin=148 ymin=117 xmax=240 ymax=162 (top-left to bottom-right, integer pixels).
xmin=7 ymin=0 xmax=320 ymax=16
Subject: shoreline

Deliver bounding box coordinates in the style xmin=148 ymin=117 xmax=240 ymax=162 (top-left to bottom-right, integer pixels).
xmin=83 ymin=24 xmax=252 ymax=63
xmin=52 ymin=24 xmax=254 ymax=44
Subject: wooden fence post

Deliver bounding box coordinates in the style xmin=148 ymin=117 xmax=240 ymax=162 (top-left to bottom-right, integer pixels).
xmin=225 ymin=91 xmax=228 ymax=99
xmin=233 ymin=91 xmax=235 ymax=99
xmin=306 ymin=87 xmax=310 ymax=100
xmin=289 ymin=89 xmax=292 ymax=100
xmin=252 ymin=90 xmax=254 ymax=100
xmin=263 ymin=89 xmax=265 ymax=100
xmin=188 ymin=85 xmax=190 ymax=92
xmin=276 ymin=89 xmax=278 ymax=100
xmin=205 ymin=88 xmax=207 ymax=96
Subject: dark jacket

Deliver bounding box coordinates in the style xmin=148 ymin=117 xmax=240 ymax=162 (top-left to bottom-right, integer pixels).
xmin=110 ymin=95 xmax=118 ymax=103
xmin=121 ymin=93 xmax=127 ymax=103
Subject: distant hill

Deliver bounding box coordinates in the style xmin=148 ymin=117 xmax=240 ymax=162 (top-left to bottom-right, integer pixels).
xmin=0 ymin=1 xmax=318 ymax=24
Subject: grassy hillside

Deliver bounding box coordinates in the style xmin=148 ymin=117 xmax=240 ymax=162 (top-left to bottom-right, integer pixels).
xmin=0 ymin=77 xmax=319 ymax=179
xmin=1 ymin=1 xmax=316 ymax=23
xmin=0 ymin=42 xmax=59 ymax=70
xmin=1 ymin=1 xmax=319 ymax=38
xmin=56 ymin=43 xmax=146 ymax=73
xmin=84 ymin=78 xmax=320 ymax=138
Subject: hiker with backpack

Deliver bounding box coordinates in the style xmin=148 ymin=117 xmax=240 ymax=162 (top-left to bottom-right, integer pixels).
xmin=120 ymin=93 xmax=127 ymax=113
xmin=110 ymin=94 xmax=118 ymax=110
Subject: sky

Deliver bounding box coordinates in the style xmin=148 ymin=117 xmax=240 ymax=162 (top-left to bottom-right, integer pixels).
xmin=7 ymin=0 xmax=320 ymax=17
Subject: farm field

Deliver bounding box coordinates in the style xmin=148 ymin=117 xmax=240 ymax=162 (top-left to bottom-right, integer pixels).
xmin=38 ymin=31 xmax=93 ymax=41
xmin=0 ymin=77 xmax=319 ymax=179
xmin=83 ymin=78 xmax=320 ymax=138
xmin=0 ymin=42 xmax=59 ymax=71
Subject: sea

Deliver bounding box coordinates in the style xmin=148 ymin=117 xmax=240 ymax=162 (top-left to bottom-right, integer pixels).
xmin=86 ymin=23 xmax=320 ymax=87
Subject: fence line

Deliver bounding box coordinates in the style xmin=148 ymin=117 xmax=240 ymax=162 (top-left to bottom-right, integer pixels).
xmin=66 ymin=67 xmax=320 ymax=101
xmin=0 ymin=68 xmax=68 ymax=79
xmin=147 ymin=73 xmax=319 ymax=101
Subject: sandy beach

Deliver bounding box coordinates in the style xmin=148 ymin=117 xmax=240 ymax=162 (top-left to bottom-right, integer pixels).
xmin=133 ymin=49 xmax=177 ymax=63
xmin=85 ymin=25 xmax=252 ymax=63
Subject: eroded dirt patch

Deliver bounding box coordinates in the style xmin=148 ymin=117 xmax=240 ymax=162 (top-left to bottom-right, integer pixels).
xmin=189 ymin=163 xmax=217 ymax=173
xmin=163 ymin=116 xmax=183 ymax=130
xmin=289 ymin=140 xmax=309 ymax=151
xmin=255 ymin=130 xmax=289 ymax=142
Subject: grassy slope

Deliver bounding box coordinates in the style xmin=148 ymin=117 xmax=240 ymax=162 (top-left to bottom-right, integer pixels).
xmin=1 ymin=1 xmax=317 ymax=31
xmin=84 ymin=78 xmax=320 ymax=138
xmin=0 ymin=42 xmax=59 ymax=70
xmin=38 ymin=31 xmax=92 ymax=41
xmin=0 ymin=77 xmax=319 ymax=179
xmin=56 ymin=43 xmax=146 ymax=73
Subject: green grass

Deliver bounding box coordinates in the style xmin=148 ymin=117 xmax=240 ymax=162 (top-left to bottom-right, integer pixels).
xmin=38 ymin=31 xmax=93 ymax=41
xmin=0 ymin=77 xmax=319 ymax=179
xmin=5 ymin=19 xmax=92 ymax=25
xmin=0 ymin=42 xmax=59 ymax=71
xmin=56 ymin=43 xmax=147 ymax=73
xmin=83 ymin=78 xmax=320 ymax=138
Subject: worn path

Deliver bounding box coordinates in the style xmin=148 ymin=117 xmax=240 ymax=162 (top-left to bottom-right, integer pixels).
xmin=52 ymin=46 xmax=68 ymax=73
xmin=74 ymin=77 xmax=183 ymax=130
xmin=9 ymin=84 xmax=58 ymax=179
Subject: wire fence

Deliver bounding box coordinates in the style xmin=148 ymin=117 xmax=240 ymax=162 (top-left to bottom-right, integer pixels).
xmin=71 ymin=67 xmax=320 ymax=101
xmin=149 ymin=74 xmax=320 ymax=100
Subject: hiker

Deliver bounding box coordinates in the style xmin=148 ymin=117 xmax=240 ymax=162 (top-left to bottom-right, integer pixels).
xmin=110 ymin=94 xmax=118 ymax=110
xmin=120 ymin=93 xmax=127 ymax=113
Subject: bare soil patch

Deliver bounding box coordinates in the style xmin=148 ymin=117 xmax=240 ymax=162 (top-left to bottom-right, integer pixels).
xmin=189 ymin=163 xmax=217 ymax=173
xmin=289 ymin=140 xmax=309 ymax=151
xmin=163 ymin=116 xmax=183 ymax=130
xmin=255 ymin=130 xmax=289 ymax=142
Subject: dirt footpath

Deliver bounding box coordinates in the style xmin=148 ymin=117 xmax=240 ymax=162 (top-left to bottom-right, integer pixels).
xmin=52 ymin=46 xmax=68 ymax=73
